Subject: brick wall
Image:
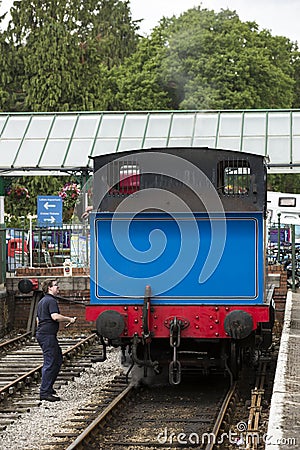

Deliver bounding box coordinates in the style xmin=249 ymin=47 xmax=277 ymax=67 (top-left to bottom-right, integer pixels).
xmin=268 ymin=264 xmax=288 ymax=324
xmin=15 ymin=267 xmax=89 ymax=277
xmin=6 ymin=275 xmax=95 ymax=334
xmin=0 ymin=291 xmax=15 ymax=337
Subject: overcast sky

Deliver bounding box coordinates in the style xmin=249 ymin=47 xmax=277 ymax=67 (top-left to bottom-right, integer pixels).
xmin=0 ymin=0 xmax=299 ymax=43
xmin=129 ymin=0 xmax=300 ymax=43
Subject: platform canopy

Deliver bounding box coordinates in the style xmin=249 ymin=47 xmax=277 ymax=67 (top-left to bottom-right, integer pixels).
xmin=1 ymin=109 xmax=300 ymax=175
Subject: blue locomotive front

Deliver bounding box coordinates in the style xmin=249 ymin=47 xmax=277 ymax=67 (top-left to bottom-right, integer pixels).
xmin=86 ymin=147 xmax=274 ymax=383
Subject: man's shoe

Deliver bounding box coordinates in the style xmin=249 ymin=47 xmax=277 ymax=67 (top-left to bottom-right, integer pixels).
xmin=51 ymin=389 xmax=57 ymax=395
xmin=40 ymin=395 xmax=60 ymax=402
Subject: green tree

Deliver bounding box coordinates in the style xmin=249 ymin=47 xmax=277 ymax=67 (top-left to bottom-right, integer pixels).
xmin=292 ymin=47 xmax=300 ymax=108
xmin=3 ymin=3 xmax=300 ymax=112
xmin=6 ymin=0 xmax=139 ymax=112
xmin=268 ymin=174 xmax=300 ymax=194
xmin=0 ymin=9 xmax=23 ymax=111
xmin=114 ymin=23 xmax=173 ymax=110
xmin=0 ymin=28 xmax=9 ymax=109
xmin=157 ymin=7 xmax=298 ymax=110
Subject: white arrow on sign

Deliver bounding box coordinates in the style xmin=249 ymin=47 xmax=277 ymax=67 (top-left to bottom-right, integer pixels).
xmin=44 ymin=201 xmax=56 ymax=210
xmin=44 ymin=216 xmax=56 ymax=223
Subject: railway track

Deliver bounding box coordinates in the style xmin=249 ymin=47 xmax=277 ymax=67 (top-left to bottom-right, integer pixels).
xmin=43 ymin=372 xmax=237 ymax=450
xmin=0 ymin=331 xmax=275 ymax=449
xmin=0 ymin=332 xmax=102 ymax=431
xmin=44 ymin=354 xmax=274 ymax=450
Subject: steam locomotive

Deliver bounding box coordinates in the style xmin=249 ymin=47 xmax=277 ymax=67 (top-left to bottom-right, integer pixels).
xmin=86 ymin=147 xmax=274 ymax=384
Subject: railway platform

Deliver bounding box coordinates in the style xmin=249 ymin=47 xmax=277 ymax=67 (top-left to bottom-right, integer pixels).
xmin=266 ymin=290 xmax=300 ymax=449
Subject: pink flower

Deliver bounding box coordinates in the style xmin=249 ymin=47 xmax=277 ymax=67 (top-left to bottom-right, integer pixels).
xmin=58 ymin=182 xmax=81 ymax=209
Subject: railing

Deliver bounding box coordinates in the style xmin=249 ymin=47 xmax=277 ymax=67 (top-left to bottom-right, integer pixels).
xmin=6 ymin=223 xmax=90 ymax=275
xmin=267 ymin=219 xmax=299 ymax=291
xmin=5 ymin=217 xmax=299 ymax=289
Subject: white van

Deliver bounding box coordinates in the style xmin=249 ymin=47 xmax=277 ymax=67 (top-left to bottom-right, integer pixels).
xmin=267 ymin=191 xmax=300 ymax=226
xmin=267 ymin=191 xmax=300 ymax=244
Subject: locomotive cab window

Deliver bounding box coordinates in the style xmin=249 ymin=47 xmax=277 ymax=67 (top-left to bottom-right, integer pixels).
xmin=108 ymin=162 xmax=140 ymax=196
xmin=218 ymin=160 xmax=251 ymax=195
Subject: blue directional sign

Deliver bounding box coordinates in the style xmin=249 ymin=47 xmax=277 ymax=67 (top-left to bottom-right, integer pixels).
xmin=37 ymin=196 xmax=63 ymax=226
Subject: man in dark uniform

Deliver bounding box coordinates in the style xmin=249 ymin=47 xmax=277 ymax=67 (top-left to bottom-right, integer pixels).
xmin=36 ymin=279 xmax=76 ymax=402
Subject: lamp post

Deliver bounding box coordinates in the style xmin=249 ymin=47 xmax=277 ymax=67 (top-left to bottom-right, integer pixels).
xmin=29 ymin=215 xmax=33 ymax=268
xmin=277 ymin=212 xmax=281 ymax=263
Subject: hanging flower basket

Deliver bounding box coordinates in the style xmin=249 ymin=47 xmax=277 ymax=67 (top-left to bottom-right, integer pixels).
xmin=7 ymin=185 xmax=30 ymax=201
xmin=58 ymin=182 xmax=81 ymax=221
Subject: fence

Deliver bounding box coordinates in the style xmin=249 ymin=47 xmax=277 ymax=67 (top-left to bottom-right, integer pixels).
xmin=267 ymin=218 xmax=300 ymax=291
xmin=5 ymin=223 xmax=90 ymax=275
xmin=4 ymin=218 xmax=300 ymax=289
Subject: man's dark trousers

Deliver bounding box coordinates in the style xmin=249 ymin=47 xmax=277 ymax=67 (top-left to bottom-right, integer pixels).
xmin=36 ymin=334 xmax=63 ymax=397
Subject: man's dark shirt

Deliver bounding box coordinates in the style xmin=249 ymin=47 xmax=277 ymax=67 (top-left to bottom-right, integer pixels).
xmin=36 ymin=294 xmax=60 ymax=335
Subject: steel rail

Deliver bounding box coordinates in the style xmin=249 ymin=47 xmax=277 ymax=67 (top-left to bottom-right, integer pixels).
xmin=0 ymin=333 xmax=97 ymax=400
xmin=65 ymin=383 xmax=134 ymax=450
xmin=64 ymin=379 xmax=234 ymax=450
xmin=0 ymin=332 xmax=32 ymax=350
xmin=205 ymin=381 xmax=238 ymax=450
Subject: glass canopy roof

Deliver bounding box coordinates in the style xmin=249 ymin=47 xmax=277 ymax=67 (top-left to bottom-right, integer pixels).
xmin=0 ymin=109 xmax=300 ymax=175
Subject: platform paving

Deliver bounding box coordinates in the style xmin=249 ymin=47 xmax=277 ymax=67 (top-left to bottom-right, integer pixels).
xmin=266 ymin=291 xmax=300 ymax=449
